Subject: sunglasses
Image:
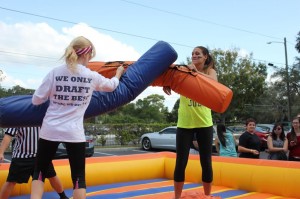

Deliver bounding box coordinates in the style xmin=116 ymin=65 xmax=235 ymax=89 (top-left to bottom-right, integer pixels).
xmin=275 ymin=127 xmax=282 ymax=131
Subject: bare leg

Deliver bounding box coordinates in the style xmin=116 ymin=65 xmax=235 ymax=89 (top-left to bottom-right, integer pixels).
xmin=30 ymin=180 xmax=44 ymax=199
xmin=203 ymin=181 xmax=211 ymax=196
xmin=73 ymin=188 xmax=86 ymax=199
xmin=174 ymin=181 xmax=184 ymax=199
xmin=0 ymin=182 xmax=16 ymax=199
xmin=48 ymin=176 xmax=64 ymax=193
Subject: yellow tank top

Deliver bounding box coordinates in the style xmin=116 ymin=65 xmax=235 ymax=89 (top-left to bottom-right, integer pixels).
xmin=177 ymin=95 xmax=213 ymax=128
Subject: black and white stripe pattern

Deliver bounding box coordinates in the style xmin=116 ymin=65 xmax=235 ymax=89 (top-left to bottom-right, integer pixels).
xmin=5 ymin=127 xmax=39 ymax=158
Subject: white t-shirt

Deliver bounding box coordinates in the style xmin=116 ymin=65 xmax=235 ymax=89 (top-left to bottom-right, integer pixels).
xmin=32 ymin=64 xmax=119 ymax=142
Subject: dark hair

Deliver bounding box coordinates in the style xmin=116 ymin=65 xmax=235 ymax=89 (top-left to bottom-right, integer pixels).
xmin=217 ymin=124 xmax=226 ymax=147
xmin=245 ymin=118 xmax=256 ymax=126
xmin=289 ymin=117 xmax=300 ymax=142
xmin=271 ymin=123 xmax=285 ymax=141
xmin=194 ymin=46 xmax=215 ymax=72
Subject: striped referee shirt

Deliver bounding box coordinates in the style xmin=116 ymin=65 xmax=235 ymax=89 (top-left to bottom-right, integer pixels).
xmin=5 ymin=127 xmax=39 ymax=158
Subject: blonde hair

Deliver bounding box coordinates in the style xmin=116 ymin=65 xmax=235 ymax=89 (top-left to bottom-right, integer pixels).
xmin=62 ymin=36 xmax=96 ymax=73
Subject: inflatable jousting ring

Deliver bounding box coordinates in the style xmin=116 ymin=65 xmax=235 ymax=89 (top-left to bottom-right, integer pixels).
xmin=1 ymin=152 xmax=299 ymax=198
xmin=0 ymin=40 xmax=233 ymax=128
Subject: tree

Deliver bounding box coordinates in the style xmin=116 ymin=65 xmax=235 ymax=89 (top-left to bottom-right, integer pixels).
xmin=296 ymin=31 xmax=300 ymax=53
xmin=97 ymin=94 xmax=169 ymax=124
xmin=7 ymin=85 xmax=34 ymax=95
xmin=0 ymin=85 xmax=35 ymax=98
xmin=135 ymin=94 xmax=168 ymax=123
xmin=0 ymin=70 xmax=5 ymax=82
xmin=167 ymin=98 xmax=179 ymax=123
xmin=211 ymin=48 xmax=268 ymax=123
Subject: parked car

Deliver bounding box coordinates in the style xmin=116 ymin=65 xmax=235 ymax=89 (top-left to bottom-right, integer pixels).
xmin=140 ymin=126 xmax=218 ymax=152
xmin=256 ymin=124 xmax=274 ymax=133
xmin=227 ymin=125 xmax=245 ymax=134
xmin=225 ymin=125 xmax=244 ymax=140
xmin=254 ymin=126 xmax=269 ymax=151
xmin=140 ymin=126 xmax=177 ymax=151
xmin=54 ymin=135 xmax=95 ymax=159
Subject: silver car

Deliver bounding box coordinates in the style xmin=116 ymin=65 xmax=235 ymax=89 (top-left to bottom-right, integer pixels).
xmin=54 ymin=135 xmax=95 ymax=158
xmin=140 ymin=126 xmax=177 ymax=151
xmin=140 ymin=126 xmax=218 ymax=152
xmin=256 ymin=124 xmax=274 ymax=133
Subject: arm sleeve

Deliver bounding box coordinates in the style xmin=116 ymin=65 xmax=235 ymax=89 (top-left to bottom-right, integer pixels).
xmin=32 ymin=72 xmax=53 ymax=105
xmin=238 ymin=133 xmax=247 ymax=147
xmin=92 ymin=72 xmax=120 ymax=92
xmin=5 ymin=128 xmax=18 ymax=137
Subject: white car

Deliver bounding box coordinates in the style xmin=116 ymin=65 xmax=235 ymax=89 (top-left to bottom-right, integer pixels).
xmin=140 ymin=126 xmax=218 ymax=152
xmin=140 ymin=126 xmax=177 ymax=151
xmin=256 ymin=124 xmax=274 ymax=133
xmin=54 ymin=135 xmax=95 ymax=158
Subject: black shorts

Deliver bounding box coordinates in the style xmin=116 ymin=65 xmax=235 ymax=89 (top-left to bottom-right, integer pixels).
xmin=7 ymin=158 xmax=57 ymax=183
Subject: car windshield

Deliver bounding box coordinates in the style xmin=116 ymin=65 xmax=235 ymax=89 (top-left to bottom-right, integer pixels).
xmin=255 ymin=126 xmax=267 ymax=132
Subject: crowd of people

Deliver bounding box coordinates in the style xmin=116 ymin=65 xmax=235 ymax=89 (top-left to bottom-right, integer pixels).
xmin=0 ymin=36 xmax=298 ymax=199
xmin=213 ymin=115 xmax=300 ymax=161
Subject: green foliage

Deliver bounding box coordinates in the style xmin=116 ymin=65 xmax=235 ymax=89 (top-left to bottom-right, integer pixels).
xmin=211 ymin=48 xmax=267 ymax=122
xmin=96 ymin=94 xmax=170 ymax=124
xmin=0 ymin=85 xmax=34 ymax=98
xmin=296 ymin=31 xmax=300 ymax=53
xmin=97 ymin=135 xmax=107 ymax=146
xmin=85 ymin=123 xmax=175 ymax=146
xmin=167 ymin=98 xmax=179 ymax=123
xmin=0 ymin=70 xmax=5 ymax=82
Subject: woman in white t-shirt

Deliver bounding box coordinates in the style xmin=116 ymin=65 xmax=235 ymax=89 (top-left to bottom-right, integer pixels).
xmin=31 ymin=36 xmax=124 ymax=199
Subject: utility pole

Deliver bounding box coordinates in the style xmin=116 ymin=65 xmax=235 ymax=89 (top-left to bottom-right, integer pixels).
xmin=267 ymin=37 xmax=291 ymax=120
xmin=284 ymin=37 xmax=291 ymax=121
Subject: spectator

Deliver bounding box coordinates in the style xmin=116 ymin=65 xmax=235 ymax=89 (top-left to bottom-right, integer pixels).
xmin=267 ymin=123 xmax=288 ymax=160
xmin=287 ymin=117 xmax=300 ymax=161
xmin=0 ymin=127 xmax=68 ymax=199
xmin=215 ymin=124 xmax=238 ymax=157
xmin=30 ymin=36 xmax=124 ymax=199
xmin=238 ymin=118 xmax=260 ymax=159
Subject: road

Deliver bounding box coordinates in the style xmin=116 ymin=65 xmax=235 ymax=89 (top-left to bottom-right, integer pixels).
xmin=1 ymin=147 xmax=269 ymax=163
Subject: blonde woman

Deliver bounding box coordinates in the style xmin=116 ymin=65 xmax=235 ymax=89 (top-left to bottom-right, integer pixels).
xmin=30 ymin=36 xmax=124 ymax=199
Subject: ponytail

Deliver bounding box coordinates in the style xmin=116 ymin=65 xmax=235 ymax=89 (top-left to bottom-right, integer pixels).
xmin=217 ymin=124 xmax=226 ymax=147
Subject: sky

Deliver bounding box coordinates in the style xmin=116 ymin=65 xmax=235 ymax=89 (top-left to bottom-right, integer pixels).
xmin=0 ymin=0 xmax=299 ymax=111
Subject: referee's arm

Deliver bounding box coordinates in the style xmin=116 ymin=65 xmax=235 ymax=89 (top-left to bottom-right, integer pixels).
xmin=0 ymin=134 xmax=13 ymax=163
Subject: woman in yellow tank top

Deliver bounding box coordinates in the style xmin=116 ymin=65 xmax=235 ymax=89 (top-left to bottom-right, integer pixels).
xmin=163 ymin=46 xmax=218 ymax=199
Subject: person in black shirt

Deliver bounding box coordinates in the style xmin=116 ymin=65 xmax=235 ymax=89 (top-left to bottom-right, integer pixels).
xmin=238 ymin=118 xmax=261 ymax=159
xmin=0 ymin=127 xmax=68 ymax=199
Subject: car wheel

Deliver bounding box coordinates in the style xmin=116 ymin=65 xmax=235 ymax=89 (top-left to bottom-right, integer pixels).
xmin=142 ymin=138 xmax=152 ymax=151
